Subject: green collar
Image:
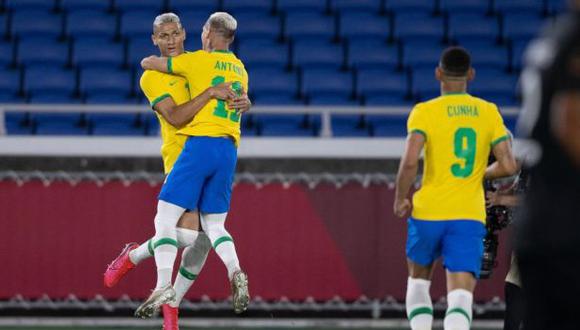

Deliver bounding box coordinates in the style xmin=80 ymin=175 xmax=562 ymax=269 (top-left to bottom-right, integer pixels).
xmin=212 ymin=49 xmax=232 ymax=54
xmin=442 ymin=92 xmax=468 ymax=96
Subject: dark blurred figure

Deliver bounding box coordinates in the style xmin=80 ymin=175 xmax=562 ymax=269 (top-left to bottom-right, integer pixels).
xmin=515 ymin=1 xmax=580 ymax=329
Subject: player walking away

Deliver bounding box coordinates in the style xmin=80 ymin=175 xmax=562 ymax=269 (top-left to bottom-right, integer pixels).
xmin=515 ymin=1 xmax=580 ymax=328
xmin=137 ymin=12 xmax=249 ymax=318
xmin=394 ymin=47 xmax=518 ymax=330
xmin=103 ymin=12 xmax=251 ymax=329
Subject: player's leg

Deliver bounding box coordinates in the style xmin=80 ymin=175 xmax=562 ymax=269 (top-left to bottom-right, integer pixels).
xmin=442 ymin=220 xmax=487 ymax=330
xmin=405 ymin=218 xmax=445 ymax=330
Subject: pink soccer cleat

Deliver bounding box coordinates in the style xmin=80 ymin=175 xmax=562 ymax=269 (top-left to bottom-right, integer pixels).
xmin=162 ymin=304 xmax=179 ymax=330
xmin=103 ymin=243 xmax=139 ymax=288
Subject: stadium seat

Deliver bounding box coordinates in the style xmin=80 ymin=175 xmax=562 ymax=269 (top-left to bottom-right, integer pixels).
xmin=331 ymin=115 xmax=371 ymax=137
xmin=502 ymin=13 xmax=545 ymax=41
xmin=168 ymin=0 xmax=219 ymax=13
xmin=11 ymin=11 xmax=63 ymax=39
xmin=17 ymin=38 xmax=70 ymax=67
xmin=66 ymin=10 xmax=117 ymax=39
xmin=470 ymin=68 xmax=519 ymax=101
xmin=440 ymin=0 xmax=491 ymax=14
xmin=284 ymin=11 xmax=336 ymax=40
xmin=547 ymin=0 xmax=568 ymax=14
xmin=0 ymin=14 xmax=7 ymax=39
xmin=234 ymin=12 xmax=282 ymax=40
xmin=494 ymin=0 xmax=544 ymax=15
xmin=5 ymin=112 xmax=32 ymax=135
xmin=0 ymin=68 xmax=21 ymax=96
xmin=84 ymin=92 xmax=138 ymax=104
xmin=411 ymin=67 xmax=441 ymax=101
xmin=0 ymin=41 xmax=15 ymax=67
xmin=127 ymin=36 xmax=159 ymax=67
xmin=338 ymin=11 xmax=390 ymax=40
xmin=80 ymin=68 xmax=132 ymax=100
xmin=0 ymin=91 xmax=25 ymax=104
xmin=120 ymin=10 xmax=163 ymax=38
xmin=60 ymin=0 xmax=112 ymax=11
xmin=32 ymin=113 xmax=88 ymax=136
xmin=301 ymin=68 xmax=354 ymax=102
xmin=88 ymin=113 xmax=144 ymax=136
xmin=277 ymin=0 xmax=329 ymax=14
xmin=114 ymin=0 xmax=164 ymax=13
xmin=330 ymin=0 xmax=385 ymax=13
xmin=241 ymin=124 xmax=259 ymax=137
xmin=5 ymin=0 xmax=56 ymax=12
xmin=237 ymin=38 xmax=289 ymax=69
xmin=347 ymin=38 xmax=399 ymax=70
xmin=402 ymin=39 xmax=448 ymax=69
xmin=369 ymin=115 xmax=408 ymax=137
xmin=308 ymin=94 xmax=360 ymax=105
xmin=257 ymin=114 xmax=316 ymax=137
xmin=24 ymin=66 xmax=76 ymax=99
xmin=145 ymin=115 xmax=160 ymax=135
xmin=393 ymin=12 xmax=444 ymax=41
xmin=511 ymin=38 xmax=533 ymax=70
xmin=28 ymin=92 xmax=82 ymax=104
xmin=455 ymin=40 xmax=509 ymax=70
xmin=252 ymin=94 xmax=305 ymax=105
xmin=364 ymin=94 xmax=413 ymax=106
xmin=72 ymin=37 xmax=125 ymax=68
xmin=292 ymin=38 xmax=344 ymax=70
xmin=176 ymin=10 xmax=214 ymax=41
xmin=222 ymin=0 xmax=273 ymax=14
xmin=249 ymin=67 xmax=298 ymax=100
xmin=356 ymin=69 xmax=409 ymax=100
xmin=448 ymin=13 xmax=500 ymax=41
xmin=386 ymin=0 xmax=436 ymax=14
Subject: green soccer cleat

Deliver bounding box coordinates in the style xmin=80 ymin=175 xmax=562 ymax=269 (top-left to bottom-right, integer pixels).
xmin=134 ymin=285 xmax=176 ymax=319
xmin=231 ymin=270 xmax=250 ymax=314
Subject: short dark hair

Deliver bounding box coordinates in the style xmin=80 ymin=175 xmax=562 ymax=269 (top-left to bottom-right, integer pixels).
xmin=440 ymin=47 xmax=471 ymax=77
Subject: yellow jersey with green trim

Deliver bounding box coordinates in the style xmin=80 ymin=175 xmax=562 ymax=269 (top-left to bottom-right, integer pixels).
xmin=407 ymin=93 xmax=509 ymax=222
xmin=167 ymin=50 xmax=248 ymax=146
xmin=140 ymin=70 xmax=190 ymax=174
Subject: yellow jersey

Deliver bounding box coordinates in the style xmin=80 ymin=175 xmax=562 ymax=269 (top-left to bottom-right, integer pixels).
xmin=167 ymin=50 xmax=249 ymax=146
xmin=140 ymin=70 xmax=190 ymax=174
xmin=408 ymin=93 xmax=509 ymax=223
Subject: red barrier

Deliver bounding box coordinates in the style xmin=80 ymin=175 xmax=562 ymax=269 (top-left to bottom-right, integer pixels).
xmin=0 ymin=181 xmax=511 ymax=301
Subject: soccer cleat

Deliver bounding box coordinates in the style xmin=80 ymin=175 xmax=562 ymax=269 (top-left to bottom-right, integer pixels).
xmin=162 ymin=304 xmax=179 ymax=330
xmin=103 ymin=242 xmax=139 ymax=288
xmin=231 ymin=270 xmax=250 ymax=314
xmin=134 ymin=285 xmax=176 ymax=319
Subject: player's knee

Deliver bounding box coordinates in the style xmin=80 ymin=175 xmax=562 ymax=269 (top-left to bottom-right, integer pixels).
xmin=200 ymin=213 xmax=228 ymax=239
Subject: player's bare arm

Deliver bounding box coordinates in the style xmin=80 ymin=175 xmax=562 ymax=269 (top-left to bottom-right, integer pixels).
xmin=394 ymin=132 xmax=425 ymax=218
xmin=486 ymin=191 xmax=520 ymax=208
xmin=154 ymin=82 xmax=237 ymax=128
xmin=141 ymin=55 xmax=170 ymax=72
xmin=485 ymin=140 xmax=518 ymax=179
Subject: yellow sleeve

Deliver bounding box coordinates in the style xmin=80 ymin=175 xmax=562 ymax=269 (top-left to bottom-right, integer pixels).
xmin=490 ymin=103 xmax=510 ymax=147
xmin=140 ymin=72 xmax=172 ymax=109
xmin=407 ymin=103 xmax=428 ymax=139
xmin=167 ymin=52 xmax=199 ymax=77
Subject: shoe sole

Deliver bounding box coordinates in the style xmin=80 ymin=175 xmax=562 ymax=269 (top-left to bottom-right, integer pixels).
xmin=135 ymin=289 xmax=175 ymax=319
xmin=232 ymin=272 xmax=249 ymax=314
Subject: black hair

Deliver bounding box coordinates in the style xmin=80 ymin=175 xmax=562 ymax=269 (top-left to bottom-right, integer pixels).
xmin=440 ymin=47 xmax=471 ymax=77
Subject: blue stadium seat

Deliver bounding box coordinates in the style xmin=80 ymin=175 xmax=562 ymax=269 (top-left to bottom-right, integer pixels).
xmin=237 ymin=38 xmax=289 ymax=69
xmin=0 ymin=14 xmax=7 ymax=38
xmin=11 ymin=11 xmax=63 ymax=39
xmin=241 ymin=124 xmax=259 ymax=137
xmin=84 ymin=92 xmax=138 ymax=104
xmin=455 ymin=40 xmax=509 ymax=70
xmin=393 ymin=13 xmax=444 ymax=41
xmin=72 ymin=37 xmax=124 ymax=68
xmin=88 ymin=114 xmax=144 ymax=136
xmin=0 ymin=69 xmax=21 ymax=96
xmin=284 ymin=11 xmax=336 ymax=40
xmin=114 ymin=0 xmax=164 ymax=12
xmin=66 ymin=10 xmax=117 ymax=39
xmin=330 ymin=0 xmax=384 ymax=13
xmin=61 ymin=0 xmax=112 ymax=11
xmin=402 ymin=39 xmax=447 ymax=69
xmin=364 ymin=94 xmax=413 ymax=106
xmin=292 ymin=38 xmax=344 ymax=70
xmin=308 ymin=94 xmax=359 ymax=105
xmin=369 ymin=115 xmax=408 ymax=137
xmin=511 ymin=38 xmax=533 ymax=70
xmin=448 ymin=13 xmax=500 ymax=41
xmin=476 ymin=91 xmax=519 ymax=106
xmin=257 ymin=114 xmax=315 ymax=137
xmin=28 ymin=93 xmax=81 ymax=104
xmin=17 ymin=38 xmax=70 ymax=67
xmin=494 ymin=0 xmax=544 ymax=15
xmin=440 ymin=0 xmax=491 ymax=14
xmin=503 ymin=13 xmax=545 ymax=41
xmin=222 ymin=0 xmax=273 ymax=14
xmin=338 ymin=11 xmax=390 ymax=40
xmin=470 ymin=68 xmax=518 ymax=102
xmin=32 ymin=113 xmax=88 ymax=136
xmin=411 ymin=67 xmax=440 ymax=101
xmin=145 ymin=115 xmax=160 ymax=135
xmin=5 ymin=0 xmax=56 ymax=11
xmin=347 ymin=38 xmax=399 ymax=70
xmin=177 ymin=10 xmax=214 ymax=43
xmin=277 ymin=0 xmax=328 ymax=13
xmin=80 ymin=68 xmax=132 ymax=101
xmin=252 ymin=94 xmax=305 ymax=105
xmin=503 ymin=115 xmax=518 ymax=132
xmin=386 ymin=0 xmax=436 ymax=14
xmin=120 ymin=10 xmax=161 ymax=38
xmin=331 ymin=115 xmax=371 ymax=137
xmin=547 ymin=0 xmax=568 ymax=14
xmin=234 ymin=12 xmax=281 ymax=39
xmin=5 ymin=112 xmax=31 ymax=135
xmin=301 ymin=68 xmax=354 ymax=103
xmin=356 ymin=69 xmax=408 ymax=100
xmin=127 ymin=36 xmax=159 ymax=67
xmin=0 ymin=41 xmax=15 ymax=67
xmin=24 ymin=66 xmax=76 ymax=99
xmin=249 ymin=67 xmax=298 ymax=100
xmin=169 ymin=0 xmax=219 ymax=12
xmin=0 ymin=91 xmax=25 ymax=104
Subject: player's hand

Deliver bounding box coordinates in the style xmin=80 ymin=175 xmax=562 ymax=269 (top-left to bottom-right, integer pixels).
xmin=229 ymin=94 xmax=252 ymax=115
xmin=486 ymin=191 xmax=501 ymax=207
xmin=209 ymin=82 xmax=236 ymax=100
xmin=394 ymin=198 xmax=411 ymax=218
xmin=141 ymin=55 xmax=158 ymax=70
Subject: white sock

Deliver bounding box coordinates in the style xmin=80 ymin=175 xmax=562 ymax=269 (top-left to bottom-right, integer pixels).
xmin=444 ymin=289 xmax=473 ymax=330
xmin=153 ymin=201 xmax=185 ymax=289
xmin=170 ymin=233 xmax=212 ymax=308
xmin=201 ymin=212 xmax=241 ymax=280
xmin=129 ymin=239 xmax=153 ymax=265
xmin=406 ymin=277 xmax=433 ymax=330
xmin=176 ymin=228 xmax=199 ymax=248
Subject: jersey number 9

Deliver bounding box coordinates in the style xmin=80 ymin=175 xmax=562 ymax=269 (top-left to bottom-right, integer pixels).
xmin=451 ymin=127 xmax=476 ymax=178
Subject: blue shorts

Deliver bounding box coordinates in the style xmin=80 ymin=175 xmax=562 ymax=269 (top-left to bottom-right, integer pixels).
xmin=159 ymin=136 xmax=237 ymax=213
xmin=406 ymin=217 xmax=487 ymax=278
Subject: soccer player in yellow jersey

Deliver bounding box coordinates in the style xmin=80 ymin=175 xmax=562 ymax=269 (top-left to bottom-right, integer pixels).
xmin=394 ymin=47 xmax=518 ymax=330
xmin=136 ymin=12 xmax=250 ymax=318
